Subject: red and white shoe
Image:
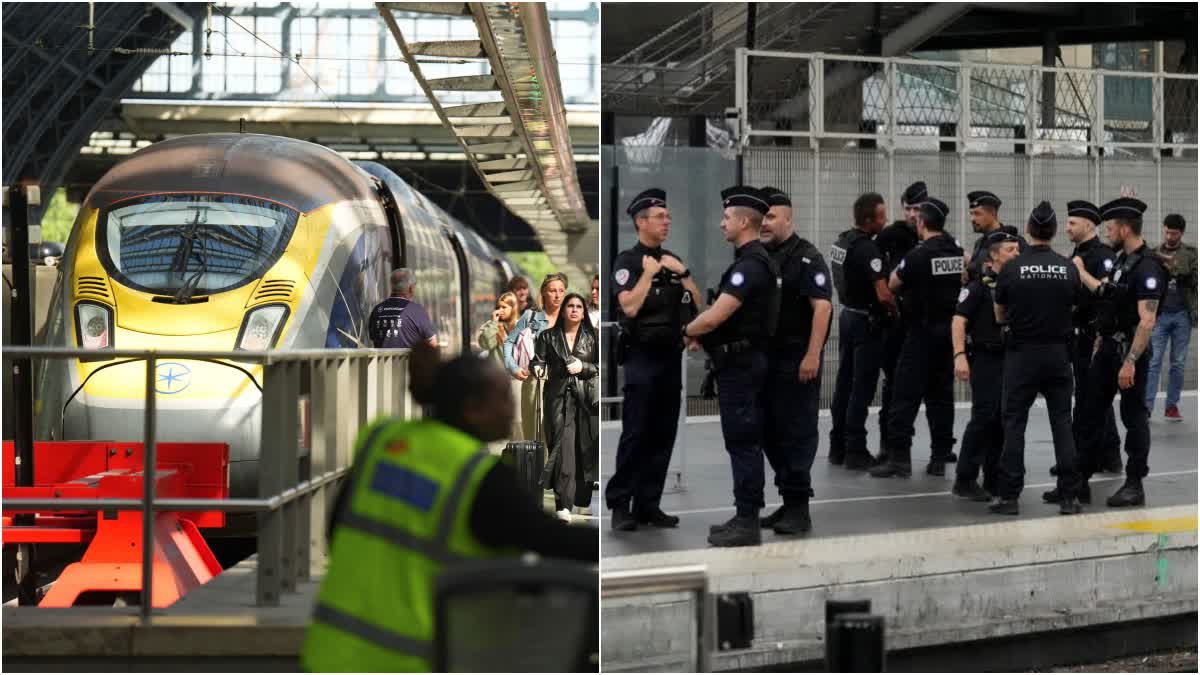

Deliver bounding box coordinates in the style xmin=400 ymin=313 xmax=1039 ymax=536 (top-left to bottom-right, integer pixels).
xmin=1165 ymin=405 xmax=1184 ymax=422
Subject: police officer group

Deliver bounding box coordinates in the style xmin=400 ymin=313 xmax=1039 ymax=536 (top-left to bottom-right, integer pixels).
xmin=607 ymin=183 xmax=1168 ymax=547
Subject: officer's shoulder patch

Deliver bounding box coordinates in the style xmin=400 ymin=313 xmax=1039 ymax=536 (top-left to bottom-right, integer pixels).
xmin=814 ymin=272 xmax=827 ymax=287
xmin=731 ymin=272 xmax=745 ymax=287
xmin=1103 ymin=258 xmax=1114 ymax=271
xmin=899 ymin=259 xmax=906 ymax=270
xmin=870 ymin=258 xmax=882 ymax=273
xmin=614 ymin=268 xmax=630 ymax=285
xmin=958 ymin=288 xmax=970 ymax=303
xmin=1146 ymin=276 xmax=1158 ymax=290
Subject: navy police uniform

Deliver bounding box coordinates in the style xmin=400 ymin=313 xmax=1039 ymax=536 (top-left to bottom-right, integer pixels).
xmin=828 ymin=221 xmax=889 ymax=469
xmin=952 ymin=230 xmax=1011 ymax=499
xmin=873 ymin=181 xmax=924 ymax=462
xmin=606 ymin=189 xmax=695 ymax=528
xmin=700 ymin=186 xmax=780 ymax=546
xmin=1073 ymin=198 xmax=1167 ymax=507
xmin=991 ymin=203 xmax=1082 ymax=514
xmin=759 ymin=187 xmax=831 ymax=533
xmin=872 ymin=198 xmax=962 ymax=477
xmin=1067 ymin=200 xmax=1123 ymax=474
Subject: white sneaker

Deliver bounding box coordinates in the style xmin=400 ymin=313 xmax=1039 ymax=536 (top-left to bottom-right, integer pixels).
xmin=572 ymin=505 xmax=593 ymax=517
xmin=556 ymin=508 xmax=573 ymax=522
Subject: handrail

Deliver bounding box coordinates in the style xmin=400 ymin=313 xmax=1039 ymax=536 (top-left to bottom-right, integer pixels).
xmin=1 ymin=345 xmax=414 ymax=619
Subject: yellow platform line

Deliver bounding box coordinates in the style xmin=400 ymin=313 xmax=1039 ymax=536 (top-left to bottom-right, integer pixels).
xmin=1107 ymin=516 xmax=1198 ymax=533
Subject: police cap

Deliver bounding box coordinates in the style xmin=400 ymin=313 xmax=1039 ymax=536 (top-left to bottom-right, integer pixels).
xmin=760 ymin=186 xmax=791 ymax=207
xmin=919 ymin=198 xmax=949 ymax=228
xmin=901 ymin=181 xmax=928 ymax=205
xmin=627 ymin=188 xmax=667 ymax=219
xmin=985 ymin=229 xmax=1020 ymax=246
xmin=1099 ymin=197 xmax=1147 ymax=221
xmin=720 ymin=185 xmax=770 ymax=214
xmin=1028 ymin=201 xmax=1056 ymax=228
xmin=967 ymin=190 xmax=1002 ymax=210
xmin=1066 ymin=200 xmax=1101 ymax=225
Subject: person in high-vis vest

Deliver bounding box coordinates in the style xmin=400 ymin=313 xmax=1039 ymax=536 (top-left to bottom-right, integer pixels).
xmin=302 ymin=344 xmax=597 ymax=672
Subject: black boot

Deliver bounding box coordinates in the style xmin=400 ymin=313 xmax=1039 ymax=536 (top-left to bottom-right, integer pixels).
xmin=707 ymin=515 xmax=762 ymax=547
xmin=1106 ymin=479 xmax=1145 ymax=507
xmin=1058 ymin=496 xmax=1083 ymax=514
xmin=952 ymin=480 xmax=991 ymax=502
xmin=709 ymin=514 xmax=740 ymax=535
xmin=611 ymin=505 xmax=637 ymax=531
xmin=760 ymin=505 xmax=786 ymax=529
xmin=925 ymin=460 xmax=946 ymax=476
xmin=869 ymin=460 xmax=912 ymax=478
xmin=988 ymin=498 xmax=1020 ymax=515
xmin=1042 ymin=483 xmax=1091 ymax=504
xmin=828 ymin=446 xmax=846 ymax=466
xmin=844 ymin=451 xmax=874 ymax=471
xmin=772 ymin=502 xmax=812 ymax=535
xmin=637 ymin=506 xmax=680 ymax=528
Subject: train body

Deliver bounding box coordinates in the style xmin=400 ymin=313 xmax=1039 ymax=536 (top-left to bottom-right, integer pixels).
xmin=35 ymin=134 xmax=517 ymax=521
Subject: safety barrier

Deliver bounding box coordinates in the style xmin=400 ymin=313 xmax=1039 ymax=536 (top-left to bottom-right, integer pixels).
xmin=1 ymin=345 xmax=413 ymax=620
xmin=600 ymin=565 xmax=714 ymax=672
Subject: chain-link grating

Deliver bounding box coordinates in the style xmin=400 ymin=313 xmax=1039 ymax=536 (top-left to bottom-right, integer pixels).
xmin=892 ymin=62 xmax=961 ymax=136
xmin=1163 ymin=76 xmax=1198 ymax=141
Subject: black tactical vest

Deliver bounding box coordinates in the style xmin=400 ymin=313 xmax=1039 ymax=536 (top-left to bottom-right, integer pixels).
xmin=1095 ymin=248 xmax=1166 ymax=336
xmin=708 ymin=243 xmax=781 ymax=346
xmin=907 ymin=234 xmax=965 ymax=326
xmin=771 ymin=236 xmax=819 ymax=343
xmin=830 ymin=228 xmax=874 ymax=309
xmin=621 ymin=266 xmax=688 ymax=345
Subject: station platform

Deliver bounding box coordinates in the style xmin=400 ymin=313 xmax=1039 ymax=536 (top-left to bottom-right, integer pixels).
xmin=601 ymin=393 xmax=1198 ymax=556
xmin=600 ymin=394 xmax=1198 ymax=672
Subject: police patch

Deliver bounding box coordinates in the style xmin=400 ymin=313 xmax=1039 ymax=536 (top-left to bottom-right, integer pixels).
xmin=614 ymin=268 xmax=630 ymax=285
xmin=731 ymin=272 xmax=745 ymax=287
xmin=1114 ymin=270 xmax=1123 ymax=282
xmin=682 ymin=291 xmax=692 ymax=304
xmin=899 ymin=259 xmax=906 ymax=270
xmin=814 ymin=273 xmax=827 ymax=287
xmin=958 ymin=288 xmax=969 ymax=303
xmin=870 ymin=258 xmax=882 ymax=273
xmin=1103 ymin=258 xmax=1114 ymax=272
xmin=1146 ymin=277 xmax=1158 ymax=290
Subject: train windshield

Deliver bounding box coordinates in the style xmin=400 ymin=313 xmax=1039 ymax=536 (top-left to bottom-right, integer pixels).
xmin=97 ymin=194 xmax=299 ymax=299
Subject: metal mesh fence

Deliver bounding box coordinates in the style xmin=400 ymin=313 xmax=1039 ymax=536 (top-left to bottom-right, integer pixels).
xmin=601 ymin=145 xmax=1198 ymax=421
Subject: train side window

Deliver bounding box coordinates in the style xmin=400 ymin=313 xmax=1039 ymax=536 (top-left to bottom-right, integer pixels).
xmin=373 ymin=178 xmax=406 ymax=268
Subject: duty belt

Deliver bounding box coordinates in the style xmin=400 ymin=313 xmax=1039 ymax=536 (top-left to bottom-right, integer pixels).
xmin=841 ymin=306 xmax=870 ymax=316
xmin=710 ymin=339 xmax=758 ymax=355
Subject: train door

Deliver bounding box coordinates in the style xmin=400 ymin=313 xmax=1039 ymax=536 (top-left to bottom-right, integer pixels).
xmin=372 ymin=178 xmax=407 ymax=268
xmin=445 ymin=229 xmax=472 ymax=352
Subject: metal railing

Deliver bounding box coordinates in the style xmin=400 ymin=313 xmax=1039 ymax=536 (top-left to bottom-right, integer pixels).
xmin=736 ymin=49 xmax=1199 ymax=154
xmin=600 ymin=565 xmax=714 ymax=672
xmin=1 ymin=346 xmax=414 ymax=621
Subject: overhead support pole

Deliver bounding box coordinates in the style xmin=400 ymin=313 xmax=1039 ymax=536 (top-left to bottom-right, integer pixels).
xmin=881 ymin=3 xmax=971 ymax=56
xmin=153 ymin=2 xmax=194 ymax=29
xmin=1041 ymin=31 xmax=1058 ymax=130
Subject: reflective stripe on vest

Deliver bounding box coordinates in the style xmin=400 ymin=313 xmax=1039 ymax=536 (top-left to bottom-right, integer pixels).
xmin=312 ymin=604 xmax=434 ymax=662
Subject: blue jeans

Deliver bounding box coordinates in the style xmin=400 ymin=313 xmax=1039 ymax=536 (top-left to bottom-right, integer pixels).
xmin=1146 ymin=310 xmax=1192 ymax=410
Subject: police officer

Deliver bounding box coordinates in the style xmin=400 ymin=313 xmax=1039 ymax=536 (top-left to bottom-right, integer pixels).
xmin=1065 ymin=197 xmax=1167 ymax=508
xmin=871 ymin=198 xmax=962 ymax=478
xmin=873 ymin=181 xmax=925 ymax=465
xmin=1060 ymin=200 xmax=1123 ymax=476
xmin=684 ymin=186 xmax=780 ymax=547
xmin=829 ymin=192 xmax=898 ymax=470
xmin=966 ymin=190 xmax=1025 ymax=281
xmin=989 ymin=202 xmax=1083 ymax=515
xmin=606 ymin=188 xmax=702 ymax=531
xmin=951 ymin=229 xmax=1021 ymax=501
xmin=756 ymin=186 xmax=833 ymax=535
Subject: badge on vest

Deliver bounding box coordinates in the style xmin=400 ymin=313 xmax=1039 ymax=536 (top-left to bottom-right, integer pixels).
xmin=370 ymin=462 xmax=440 ymax=511
xmin=830 ymin=245 xmax=847 ymax=265
xmin=931 ymin=256 xmax=964 ymax=276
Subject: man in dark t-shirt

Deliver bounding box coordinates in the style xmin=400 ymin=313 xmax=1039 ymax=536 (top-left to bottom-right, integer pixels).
xmin=369 ymin=268 xmax=439 ymax=349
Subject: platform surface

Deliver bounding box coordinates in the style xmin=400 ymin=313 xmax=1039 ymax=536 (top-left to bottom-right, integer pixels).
xmin=601 ymin=393 xmax=1198 ymax=558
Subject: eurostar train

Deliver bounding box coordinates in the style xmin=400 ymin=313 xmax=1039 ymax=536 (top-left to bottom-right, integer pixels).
xmin=35 ymin=133 xmax=519 ymax=523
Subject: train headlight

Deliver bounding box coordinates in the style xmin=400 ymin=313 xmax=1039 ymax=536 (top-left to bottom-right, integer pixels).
xmin=235 ymin=304 xmax=289 ymax=351
xmin=74 ymin=302 xmax=114 ymax=349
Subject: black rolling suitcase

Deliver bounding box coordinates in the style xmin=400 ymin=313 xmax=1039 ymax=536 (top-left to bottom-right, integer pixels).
xmin=502 ymin=372 xmax=546 ymax=509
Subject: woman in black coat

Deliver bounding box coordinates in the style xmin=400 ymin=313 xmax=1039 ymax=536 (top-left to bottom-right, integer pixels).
xmin=532 ymin=292 xmax=599 ymax=517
